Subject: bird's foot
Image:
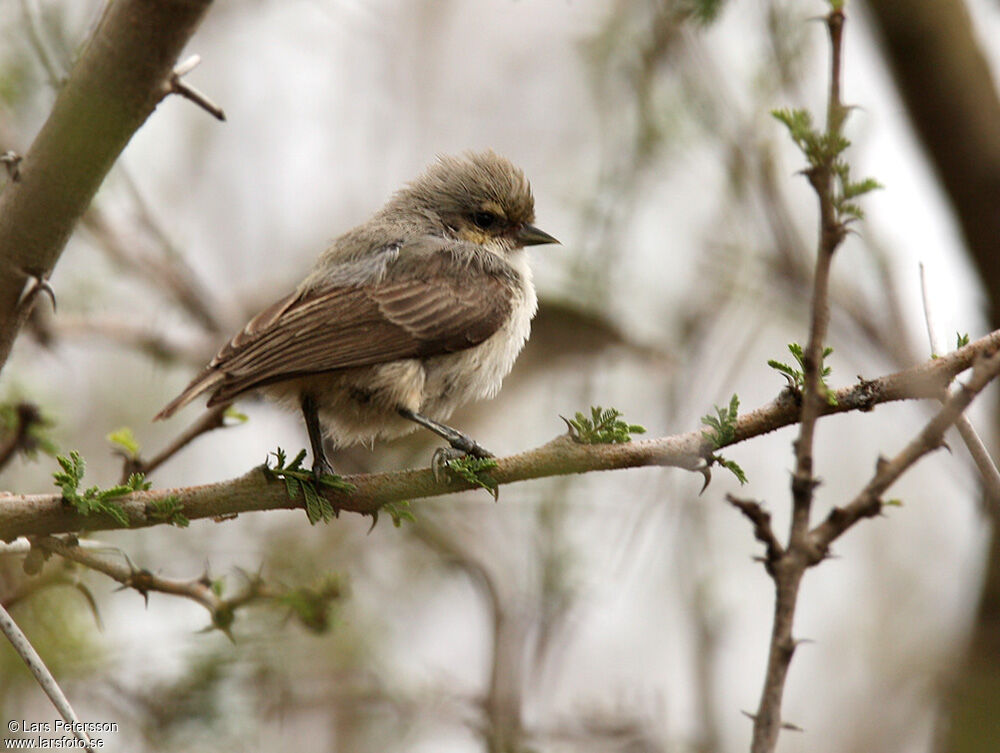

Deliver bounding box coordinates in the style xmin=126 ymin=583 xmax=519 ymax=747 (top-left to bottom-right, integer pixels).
xmin=431 ymin=445 xmax=499 ymax=505
xmin=446 ymin=432 xmax=494 ymax=460
xmin=311 ymin=455 xmax=338 ymax=483
xmin=431 ymin=447 xmax=466 ymax=483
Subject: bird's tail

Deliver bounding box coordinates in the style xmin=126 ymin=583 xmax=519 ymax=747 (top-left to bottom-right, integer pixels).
xmin=154 ymin=370 xmax=225 ymax=421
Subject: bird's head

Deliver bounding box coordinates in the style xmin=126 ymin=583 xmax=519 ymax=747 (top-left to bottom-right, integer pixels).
xmin=392 ymin=151 xmax=559 ymax=253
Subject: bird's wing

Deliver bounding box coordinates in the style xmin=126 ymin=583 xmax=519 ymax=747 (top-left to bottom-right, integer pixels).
xmin=159 ymin=242 xmax=516 ymax=414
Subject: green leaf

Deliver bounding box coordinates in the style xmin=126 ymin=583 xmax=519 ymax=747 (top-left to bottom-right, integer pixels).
xmin=563 ymin=406 xmax=645 ymax=444
xmin=146 ymin=495 xmax=190 ymax=527
xmin=106 ymin=427 xmax=140 ymax=459
xmin=718 ymin=456 xmax=748 ymax=485
xmin=263 ymin=447 xmax=355 ymax=525
xmin=701 ymin=394 xmax=740 ymax=448
xmin=382 ymin=500 xmax=416 ymax=528
xmin=446 ymin=456 xmax=500 ymax=498
xmin=277 ymin=575 xmax=344 ymax=633
xmin=223 ymin=406 xmax=249 ymax=423
xmin=51 ymin=450 xmax=136 ymax=527
xmin=768 ymin=343 xmax=836 ymax=404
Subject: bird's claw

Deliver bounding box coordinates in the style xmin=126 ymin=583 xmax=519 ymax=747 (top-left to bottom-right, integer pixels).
xmin=311 ymin=457 xmax=336 ymax=483
xmin=432 ymin=446 xmax=467 ymax=483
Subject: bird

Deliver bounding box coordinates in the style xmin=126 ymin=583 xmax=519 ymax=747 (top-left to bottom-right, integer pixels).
xmin=155 ymin=151 xmax=558 ymax=479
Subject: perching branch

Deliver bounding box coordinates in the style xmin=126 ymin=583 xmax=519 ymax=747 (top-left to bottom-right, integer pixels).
xmin=0 ymin=326 xmax=997 ymax=542
xmin=0 ymin=0 xmax=216 ymax=375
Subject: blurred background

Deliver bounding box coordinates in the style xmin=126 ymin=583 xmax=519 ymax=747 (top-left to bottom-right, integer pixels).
xmin=2 ymin=1 xmax=999 ymax=751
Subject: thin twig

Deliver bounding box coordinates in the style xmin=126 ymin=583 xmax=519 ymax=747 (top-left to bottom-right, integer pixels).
xmin=32 ymin=313 xmax=211 ymax=366
xmin=725 ymin=494 xmax=783 ymax=574
xmin=19 ymin=0 xmax=65 ymax=87
xmin=81 ymin=205 xmax=225 ymax=335
xmin=0 ymin=602 xmax=94 ymax=751
xmin=120 ymin=402 xmax=231 ymax=483
xmin=919 ymin=263 xmax=1000 ymax=515
xmin=812 ymin=348 xmax=1000 ymax=548
xmin=33 ymin=535 xmax=266 ymax=634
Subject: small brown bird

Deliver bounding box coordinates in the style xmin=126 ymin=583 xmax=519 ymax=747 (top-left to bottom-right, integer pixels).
xmin=155 ymin=151 xmax=558 ymax=477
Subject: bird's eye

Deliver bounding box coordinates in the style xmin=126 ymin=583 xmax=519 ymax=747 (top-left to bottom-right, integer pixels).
xmin=471 ymin=211 xmax=498 ymax=230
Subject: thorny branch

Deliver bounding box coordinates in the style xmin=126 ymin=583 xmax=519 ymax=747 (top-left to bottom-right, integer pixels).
xmin=0 ymin=0 xmax=217 ymax=375
xmin=30 ymin=535 xmax=267 ymax=636
xmin=0 ymin=325 xmax=998 ymax=542
xmin=920 ymin=263 xmax=1000 ymax=516
xmin=811 ymin=349 xmax=1000 ymax=549
xmin=751 ymin=9 xmax=856 ymax=753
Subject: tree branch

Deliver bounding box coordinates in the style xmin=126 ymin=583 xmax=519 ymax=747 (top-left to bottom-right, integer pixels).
xmin=0 ymin=326 xmax=996 ymax=542
xmin=0 ymin=0 xmax=215 ymax=375
xmin=31 ymin=535 xmax=267 ymax=636
xmin=0 ymin=601 xmax=94 ymax=750
xmin=811 ymin=348 xmax=1000 ymax=549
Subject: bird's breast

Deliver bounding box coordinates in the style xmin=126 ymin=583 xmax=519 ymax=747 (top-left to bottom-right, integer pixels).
xmin=420 ymin=256 xmax=537 ymax=418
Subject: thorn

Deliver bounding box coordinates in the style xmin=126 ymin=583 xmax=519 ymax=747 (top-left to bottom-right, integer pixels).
xmin=1 ymin=151 xmax=22 ymax=181
xmin=367 ymin=510 xmax=378 ymax=534
xmin=698 ymin=466 xmax=711 ymax=495
xmin=168 ymin=55 xmax=226 ymax=121
xmin=940 ymin=439 xmax=952 ymax=455
xmin=17 ymin=275 xmax=56 ymax=314
xmin=173 ymin=54 xmax=201 ymax=77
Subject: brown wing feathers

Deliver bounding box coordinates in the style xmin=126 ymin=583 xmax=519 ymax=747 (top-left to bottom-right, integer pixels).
xmin=155 ymin=258 xmax=513 ymax=419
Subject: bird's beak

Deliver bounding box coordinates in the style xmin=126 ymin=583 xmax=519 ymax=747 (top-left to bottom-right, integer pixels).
xmin=517 ymin=223 xmax=560 ymax=247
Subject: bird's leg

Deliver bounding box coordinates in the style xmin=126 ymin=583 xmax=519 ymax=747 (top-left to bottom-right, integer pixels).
xmin=301 ymin=393 xmax=335 ymax=480
xmin=398 ymin=408 xmax=494 ymax=458
xmin=398 ymin=408 xmax=494 ymax=481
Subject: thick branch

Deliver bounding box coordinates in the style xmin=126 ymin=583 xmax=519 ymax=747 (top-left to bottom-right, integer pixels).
xmin=0 ymin=0 xmax=215 ymax=374
xmin=0 ymin=328 xmax=996 ymax=542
